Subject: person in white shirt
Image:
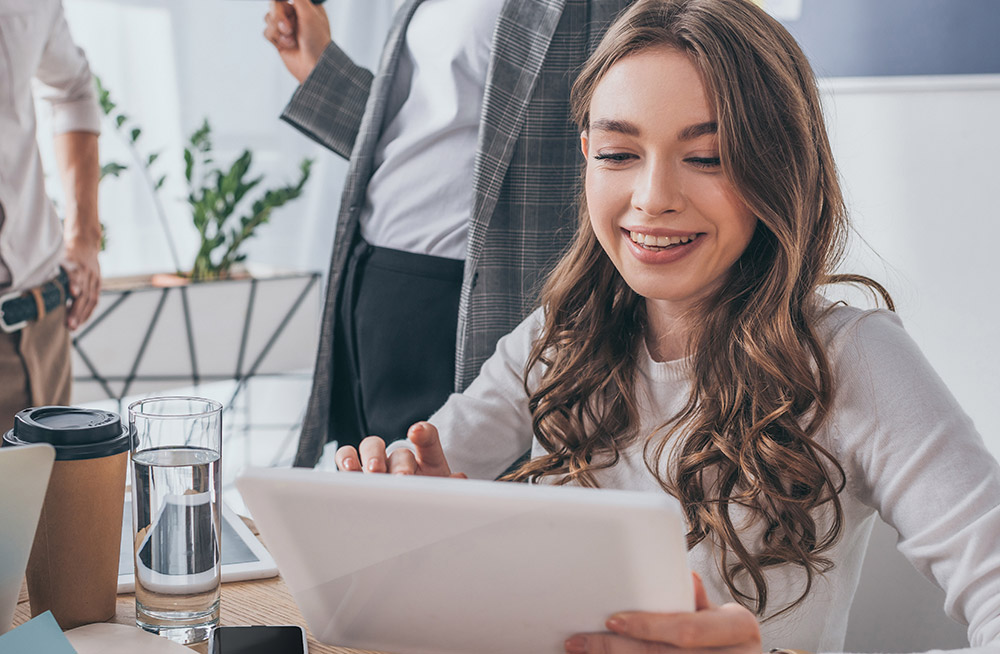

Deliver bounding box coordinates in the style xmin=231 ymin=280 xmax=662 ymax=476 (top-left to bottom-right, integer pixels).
xmin=0 ymin=0 xmax=102 ymax=433
xmin=334 ymin=1 xmax=1000 ymax=652
xmin=264 ymin=0 xmax=636 ymax=466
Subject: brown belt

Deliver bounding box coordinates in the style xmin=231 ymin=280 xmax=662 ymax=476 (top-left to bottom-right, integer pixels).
xmin=0 ymin=269 xmax=71 ymax=333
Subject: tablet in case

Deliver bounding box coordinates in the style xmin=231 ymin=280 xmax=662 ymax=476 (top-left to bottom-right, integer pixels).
xmin=237 ymin=468 xmax=693 ymax=654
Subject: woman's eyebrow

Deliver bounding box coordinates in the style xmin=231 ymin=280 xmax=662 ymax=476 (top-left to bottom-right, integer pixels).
xmin=589 ymin=118 xmax=640 ymax=136
xmin=678 ymin=121 xmax=718 ymax=141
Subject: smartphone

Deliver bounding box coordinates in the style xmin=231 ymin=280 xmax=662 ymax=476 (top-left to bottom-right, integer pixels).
xmin=211 ymin=625 xmax=308 ymax=654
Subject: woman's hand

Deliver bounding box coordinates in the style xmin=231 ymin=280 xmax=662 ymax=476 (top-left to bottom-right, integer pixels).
xmin=263 ymin=0 xmax=332 ymax=83
xmin=565 ymin=573 xmax=762 ymax=654
xmin=335 ymin=422 xmax=466 ymax=478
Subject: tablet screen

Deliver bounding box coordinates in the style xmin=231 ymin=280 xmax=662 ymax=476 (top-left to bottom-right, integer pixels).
xmin=136 ymin=495 xmax=219 ymax=575
xmin=118 ymin=495 xmax=275 ymax=592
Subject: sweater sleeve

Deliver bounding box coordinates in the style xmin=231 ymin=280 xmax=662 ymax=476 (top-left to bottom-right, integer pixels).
xmin=280 ymin=40 xmax=374 ymax=160
xmin=825 ymin=308 xmax=1000 ymax=651
xmin=422 ymin=309 xmax=545 ymax=481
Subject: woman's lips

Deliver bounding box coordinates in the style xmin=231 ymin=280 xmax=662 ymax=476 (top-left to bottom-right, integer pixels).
xmin=621 ymin=228 xmax=704 ymax=264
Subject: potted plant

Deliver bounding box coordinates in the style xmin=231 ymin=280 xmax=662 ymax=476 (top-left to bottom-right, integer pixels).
xmin=72 ymin=80 xmax=321 ymax=407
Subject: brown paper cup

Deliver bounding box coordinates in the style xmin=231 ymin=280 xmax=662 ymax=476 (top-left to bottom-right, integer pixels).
xmin=4 ymin=407 xmax=130 ymax=630
xmin=25 ymin=450 xmax=127 ymax=629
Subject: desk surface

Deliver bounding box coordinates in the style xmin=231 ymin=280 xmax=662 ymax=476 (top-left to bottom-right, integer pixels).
xmin=14 ymin=573 xmax=381 ymax=654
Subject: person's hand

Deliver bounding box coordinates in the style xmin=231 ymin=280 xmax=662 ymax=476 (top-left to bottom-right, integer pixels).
xmin=62 ymin=237 xmax=101 ymax=330
xmin=336 ymin=422 xmax=466 ymax=478
xmin=564 ymin=572 xmax=762 ymax=654
xmin=263 ymin=0 xmax=332 ymax=83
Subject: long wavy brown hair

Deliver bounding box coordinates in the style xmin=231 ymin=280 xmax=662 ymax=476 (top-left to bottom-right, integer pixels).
xmin=505 ymin=0 xmax=893 ymax=617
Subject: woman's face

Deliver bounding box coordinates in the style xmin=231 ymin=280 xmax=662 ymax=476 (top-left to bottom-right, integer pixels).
xmin=583 ymin=46 xmax=757 ymax=320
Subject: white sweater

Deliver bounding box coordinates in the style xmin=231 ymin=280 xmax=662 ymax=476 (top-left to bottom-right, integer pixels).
xmin=425 ymin=304 xmax=1000 ymax=652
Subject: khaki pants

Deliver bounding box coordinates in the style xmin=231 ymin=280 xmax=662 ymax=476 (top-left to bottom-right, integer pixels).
xmin=0 ymin=304 xmax=71 ymax=437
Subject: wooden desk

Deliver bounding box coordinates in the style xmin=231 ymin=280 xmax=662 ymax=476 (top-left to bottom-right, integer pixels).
xmin=13 ymin=576 xmax=381 ymax=654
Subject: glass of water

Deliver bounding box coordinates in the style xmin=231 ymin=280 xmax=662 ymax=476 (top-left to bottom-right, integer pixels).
xmin=128 ymin=396 xmax=223 ymax=645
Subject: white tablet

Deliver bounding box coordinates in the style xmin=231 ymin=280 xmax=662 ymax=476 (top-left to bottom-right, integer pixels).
xmin=236 ymin=468 xmax=693 ymax=654
xmin=118 ymin=494 xmax=278 ymax=594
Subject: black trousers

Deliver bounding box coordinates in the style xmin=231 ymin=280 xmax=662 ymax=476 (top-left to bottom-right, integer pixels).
xmin=329 ymin=238 xmax=464 ymax=450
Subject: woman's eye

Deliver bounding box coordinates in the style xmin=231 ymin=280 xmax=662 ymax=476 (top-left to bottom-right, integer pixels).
xmin=686 ymin=156 xmax=721 ymax=169
xmin=593 ymin=152 xmax=635 ymax=163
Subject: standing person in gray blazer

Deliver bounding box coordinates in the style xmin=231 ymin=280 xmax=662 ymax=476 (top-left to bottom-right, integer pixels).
xmin=264 ymin=0 xmax=633 ymax=468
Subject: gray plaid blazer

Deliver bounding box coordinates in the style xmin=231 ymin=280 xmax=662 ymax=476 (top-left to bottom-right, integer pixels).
xmin=282 ymin=0 xmax=633 ymax=467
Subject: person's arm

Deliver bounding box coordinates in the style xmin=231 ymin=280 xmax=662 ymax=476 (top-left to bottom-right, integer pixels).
xmin=828 ymin=309 xmax=1000 ymax=651
xmin=264 ymin=0 xmax=373 ymax=159
xmin=33 ymin=3 xmax=103 ymax=329
xmin=55 ymin=131 xmax=101 ymax=330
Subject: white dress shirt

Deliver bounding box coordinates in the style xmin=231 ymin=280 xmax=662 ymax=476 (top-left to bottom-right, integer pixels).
xmin=0 ymin=0 xmax=101 ymax=292
xmin=358 ymin=0 xmax=505 ymax=260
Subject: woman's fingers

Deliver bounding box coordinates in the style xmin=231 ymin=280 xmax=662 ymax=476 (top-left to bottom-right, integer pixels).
xmin=604 ymin=605 xmax=761 ymax=650
xmin=387 ymin=447 xmax=418 ymax=475
xmin=335 ymin=445 xmax=360 ymax=471
xmin=565 ymin=632 xmax=672 ymax=654
xmin=358 ymin=436 xmax=388 ymax=473
xmin=407 ymin=422 xmax=452 ymax=476
xmin=692 ymin=571 xmax=711 ymax=611
xmin=336 ymin=429 xmax=460 ymax=478
xmin=567 ymin=572 xmax=760 ymax=654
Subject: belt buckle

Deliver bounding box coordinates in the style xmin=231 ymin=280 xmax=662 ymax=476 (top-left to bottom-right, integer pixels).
xmin=0 ymin=289 xmax=28 ymax=333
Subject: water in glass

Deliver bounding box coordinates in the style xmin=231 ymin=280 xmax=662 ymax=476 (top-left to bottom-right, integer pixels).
xmin=132 ymin=445 xmax=221 ymax=643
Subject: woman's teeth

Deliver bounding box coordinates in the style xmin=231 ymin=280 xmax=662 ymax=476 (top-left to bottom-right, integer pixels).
xmin=629 ymin=231 xmax=698 ymax=248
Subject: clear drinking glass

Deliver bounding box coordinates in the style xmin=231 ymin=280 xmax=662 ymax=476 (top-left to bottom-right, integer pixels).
xmin=128 ymin=396 xmax=223 ymax=645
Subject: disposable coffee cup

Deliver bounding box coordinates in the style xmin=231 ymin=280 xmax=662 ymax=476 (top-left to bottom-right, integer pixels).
xmin=3 ymin=406 xmax=130 ymax=629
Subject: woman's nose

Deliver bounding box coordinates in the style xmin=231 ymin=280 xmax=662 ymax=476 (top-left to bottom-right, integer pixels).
xmin=631 ymin=159 xmax=684 ymax=217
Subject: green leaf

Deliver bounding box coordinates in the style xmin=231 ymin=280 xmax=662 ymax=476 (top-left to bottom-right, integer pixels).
xmin=147 ymin=152 xmax=159 ymax=167
xmin=232 ymin=176 xmax=262 ymax=208
xmin=154 ymin=175 xmax=167 ymax=190
xmin=184 ymin=149 xmax=194 ymax=183
xmin=130 ymin=127 xmax=141 ymax=143
xmin=99 ymin=162 xmax=128 ymax=180
xmin=298 ymin=158 xmax=314 ymax=185
xmin=115 ymin=115 xmax=127 ymax=128
xmin=192 ymin=205 xmax=207 ymax=231
xmin=95 ymin=77 xmax=118 ymax=116
xmin=190 ymin=119 xmax=212 ymax=152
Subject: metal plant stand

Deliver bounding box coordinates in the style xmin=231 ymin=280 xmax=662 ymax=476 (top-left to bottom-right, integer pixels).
xmin=71 ymin=271 xmax=321 ymax=420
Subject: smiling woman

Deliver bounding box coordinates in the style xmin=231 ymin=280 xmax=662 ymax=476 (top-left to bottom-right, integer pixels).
xmin=332 ymin=1 xmax=1000 ymax=653
xmin=581 ymin=47 xmax=757 ymax=359
xmin=518 ymin=0 xmax=890 ymax=623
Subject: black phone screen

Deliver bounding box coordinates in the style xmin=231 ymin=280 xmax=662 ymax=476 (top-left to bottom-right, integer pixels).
xmin=211 ymin=625 xmax=307 ymax=654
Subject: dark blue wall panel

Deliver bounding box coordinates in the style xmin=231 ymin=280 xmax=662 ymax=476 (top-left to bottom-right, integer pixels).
xmin=779 ymin=0 xmax=1000 ymax=77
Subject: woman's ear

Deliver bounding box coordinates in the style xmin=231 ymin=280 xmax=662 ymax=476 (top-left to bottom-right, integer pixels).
xmin=580 ymin=130 xmax=589 ymax=159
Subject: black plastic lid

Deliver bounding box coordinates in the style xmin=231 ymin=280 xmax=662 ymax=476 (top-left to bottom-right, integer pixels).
xmin=2 ymin=406 xmax=130 ymax=461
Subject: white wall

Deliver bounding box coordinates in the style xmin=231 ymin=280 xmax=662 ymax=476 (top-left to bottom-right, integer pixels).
xmin=823 ymin=76 xmax=1000 ymax=460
